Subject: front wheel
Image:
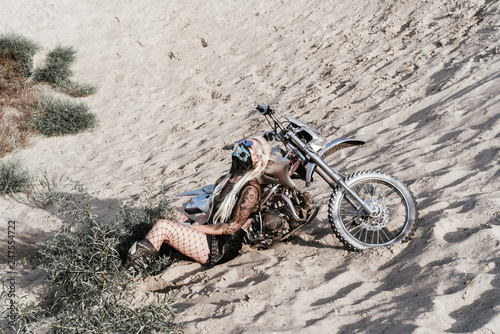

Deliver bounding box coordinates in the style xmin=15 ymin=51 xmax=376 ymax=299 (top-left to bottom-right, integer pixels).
xmin=328 ymin=170 xmax=418 ymax=251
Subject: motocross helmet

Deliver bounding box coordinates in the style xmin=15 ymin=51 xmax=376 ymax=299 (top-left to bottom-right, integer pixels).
xmin=230 ymin=140 xmax=253 ymax=175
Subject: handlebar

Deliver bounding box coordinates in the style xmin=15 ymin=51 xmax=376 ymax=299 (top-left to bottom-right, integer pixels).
xmin=253 ymin=103 xmax=274 ymax=115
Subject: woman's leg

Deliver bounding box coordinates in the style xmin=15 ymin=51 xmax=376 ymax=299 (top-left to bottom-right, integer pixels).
xmin=145 ymin=210 xmax=210 ymax=265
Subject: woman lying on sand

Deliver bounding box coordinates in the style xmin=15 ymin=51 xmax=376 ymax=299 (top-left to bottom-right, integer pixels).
xmin=123 ymin=136 xmax=271 ymax=272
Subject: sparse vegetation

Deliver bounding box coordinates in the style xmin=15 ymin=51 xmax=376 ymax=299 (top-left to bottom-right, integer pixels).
xmin=28 ymin=169 xmax=64 ymax=208
xmin=0 ymin=33 xmax=98 ymax=158
xmin=32 ymin=96 xmax=97 ymax=136
xmin=0 ymin=159 xmax=32 ymax=195
xmin=0 ymin=50 xmax=38 ymax=157
xmin=63 ymin=80 xmax=98 ymax=97
xmin=33 ymin=45 xmax=98 ymax=97
xmin=33 ymin=45 xmax=76 ymax=87
xmin=0 ymin=33 xmax=39 ymax=77
xmin=1 ymin=174 xmax=183 ymax=333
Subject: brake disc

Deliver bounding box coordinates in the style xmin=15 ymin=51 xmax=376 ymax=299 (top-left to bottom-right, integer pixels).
xmin=359 ymin=198 xmax=390 ymax=231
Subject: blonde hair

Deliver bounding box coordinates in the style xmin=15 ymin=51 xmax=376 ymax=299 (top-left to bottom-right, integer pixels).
xmin=211 ymin=136 xmax=271 ymax=224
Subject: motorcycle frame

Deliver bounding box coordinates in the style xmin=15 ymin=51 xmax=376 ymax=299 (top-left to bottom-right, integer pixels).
xmin=262 ymin=107 xmax=378 ymax=217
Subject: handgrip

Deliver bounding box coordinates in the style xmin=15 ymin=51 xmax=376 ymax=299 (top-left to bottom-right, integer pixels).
xmin=253 ymin=103 xmax=273 ymax=115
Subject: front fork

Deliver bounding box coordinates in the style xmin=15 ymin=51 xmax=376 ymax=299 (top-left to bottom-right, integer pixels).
xmin=288 ymin=134 xmax=377 ymax=216
xmin=314 ymin=161 xmax=377 ymax=216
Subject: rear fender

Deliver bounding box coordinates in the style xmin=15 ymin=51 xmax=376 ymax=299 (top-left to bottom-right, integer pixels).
xmin=178 ymin=185 xmax=214 ymax=214
xmin=178 ymin=185 xmax=214 ymax=197
xmin=184 ymin=193 xmax=212 ymax=214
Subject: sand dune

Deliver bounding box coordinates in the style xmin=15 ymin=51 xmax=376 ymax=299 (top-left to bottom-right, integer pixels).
xmin=1 ymin=0 xmax=500 ymax=332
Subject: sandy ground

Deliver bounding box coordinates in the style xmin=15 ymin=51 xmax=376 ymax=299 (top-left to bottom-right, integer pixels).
xmin=1 ymin=0 xmax=500 ymax=333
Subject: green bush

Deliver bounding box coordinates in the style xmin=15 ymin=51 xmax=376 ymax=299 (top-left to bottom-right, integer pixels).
xmin=32 ymin=45 xmax=76 ymax=87
xmin=2 ymin=177 xmax=183 ymax=333
xmin=0 ymin=33 xmax=39 ymax=77
xmin=32 ymin=96 xmax=97 ymax=136
xmin=33 ymin=45 xmax=99 ymax=97
xmin=0 ymin=159 xmax=32 ymax=195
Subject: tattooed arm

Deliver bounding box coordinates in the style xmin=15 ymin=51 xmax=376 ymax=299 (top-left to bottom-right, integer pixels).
xmin=191 ymin=184 xmax=259 ymax=235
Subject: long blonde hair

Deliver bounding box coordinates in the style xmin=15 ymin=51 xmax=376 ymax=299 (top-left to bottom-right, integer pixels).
xmin=211 ymin=136 xmax=271 ymax=224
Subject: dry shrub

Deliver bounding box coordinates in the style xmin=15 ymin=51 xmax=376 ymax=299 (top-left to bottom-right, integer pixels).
xmin=32 ymin=96 xmax=97 ymax=137
xmin=0 ymin=33 xmax=98 ymax=158
xmin=0 ymin=33 xmax=39 ymax=78
xmin=0 ymin=159 xmax=32 ymax=195
xmin=33 ymin=46 xmax=98 ymax=97
xmin=32 ymin=46 xmax=76 ymax=87
xmin=0 ymin=56 xmax=39 ymax=157
xmin=2 ymin=176 xmax=182 ymax=333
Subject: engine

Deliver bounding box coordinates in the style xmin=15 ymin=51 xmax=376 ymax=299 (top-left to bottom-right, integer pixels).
xmin=262 ymin=209 xmax=287 ymax=232
xmin=245 ymin=189 xmax=314 ymax=249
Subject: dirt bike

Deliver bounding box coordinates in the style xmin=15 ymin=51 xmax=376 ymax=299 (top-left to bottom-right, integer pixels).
xmin=178 ymin=103 xmax=418 ymax=251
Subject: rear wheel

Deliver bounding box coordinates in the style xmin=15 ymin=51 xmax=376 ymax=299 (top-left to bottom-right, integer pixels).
xmin=328 ymin=170 xmax=418 ymax=251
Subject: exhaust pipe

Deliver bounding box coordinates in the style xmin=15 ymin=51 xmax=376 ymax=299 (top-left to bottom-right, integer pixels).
xmin=279 ymin=194 xmax=306 ymax=223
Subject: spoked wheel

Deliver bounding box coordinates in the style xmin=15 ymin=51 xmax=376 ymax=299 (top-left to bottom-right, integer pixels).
xmin=328 ymin=170 xmax=418 ymax=251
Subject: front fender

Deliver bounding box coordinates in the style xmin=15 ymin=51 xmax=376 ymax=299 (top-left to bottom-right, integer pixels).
xmin=305 ymin=138 xmax=365 ymax=186
xmin=318 ymin=138 xmax=365 ymax=159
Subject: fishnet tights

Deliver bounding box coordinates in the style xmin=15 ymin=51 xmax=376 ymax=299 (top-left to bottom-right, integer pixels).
xmin=145 ymin=210 xmax=210 ymax=265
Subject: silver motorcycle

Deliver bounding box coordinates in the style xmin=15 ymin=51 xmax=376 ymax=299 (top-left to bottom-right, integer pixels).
xmin=179 ymin=103 xmax=418 ymax=251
